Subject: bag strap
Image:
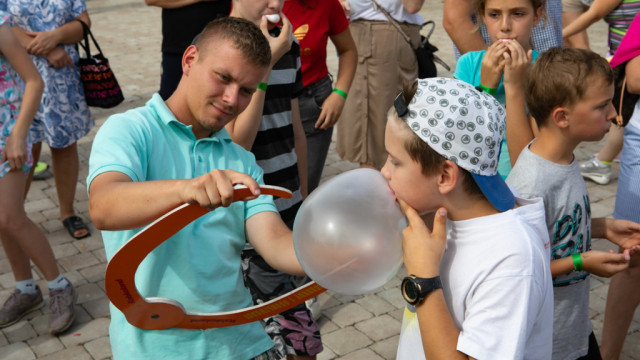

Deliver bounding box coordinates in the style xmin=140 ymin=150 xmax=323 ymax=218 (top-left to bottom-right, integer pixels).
xmin=616 ymin=76 xmax=627 ymax=127
xmin=371 ymin=0 xmax=414 ymax=48
xmin=75 ymin=19 xmax=104 ymax=58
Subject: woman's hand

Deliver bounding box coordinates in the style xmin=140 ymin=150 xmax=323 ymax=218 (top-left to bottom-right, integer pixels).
xmin=315 ymin=92 xmax=346 ymax=129
xmin=26 ymin=30 xmax=61 ymax=56
xmin=1 ymin=133 xmax=28 ymax=171
xmin=46 ymin=47 xmax=74 ymax=68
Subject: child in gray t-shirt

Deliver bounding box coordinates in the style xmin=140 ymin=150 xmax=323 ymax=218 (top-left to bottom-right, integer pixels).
xmin=507 ymin=48 xmax=640 ymax=360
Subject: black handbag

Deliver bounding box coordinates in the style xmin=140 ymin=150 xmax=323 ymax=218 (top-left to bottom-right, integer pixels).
xmin=372 ymin=0 xmax=450 ymax=78
xmin=75 ymin=19 xmax=124 ymax=108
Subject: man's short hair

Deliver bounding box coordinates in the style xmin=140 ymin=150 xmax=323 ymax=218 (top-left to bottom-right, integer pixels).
xmin=195 ymin=17 xmax=271 ymax=68
xmin=525 ymin=47 xmax=613 ymax=127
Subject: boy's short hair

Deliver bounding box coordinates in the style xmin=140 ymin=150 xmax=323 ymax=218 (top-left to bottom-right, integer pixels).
xmin=525 ymin=47 xmax=613 ymax=127
xmin=195 ymin=17 xmax=271 ymax=69
xmin=392 ymin=78 xmax=515 ymax=211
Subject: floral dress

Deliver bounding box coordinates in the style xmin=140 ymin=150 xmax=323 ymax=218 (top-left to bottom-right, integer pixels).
xmin=0 ymin=11 xmax=32 ymax=178
xmin=2 ymin=0 xmax=93 ymax=148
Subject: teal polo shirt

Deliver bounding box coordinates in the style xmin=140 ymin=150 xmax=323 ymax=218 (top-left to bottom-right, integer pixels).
xmin=88 ymin=94 xmax=276 ymax=360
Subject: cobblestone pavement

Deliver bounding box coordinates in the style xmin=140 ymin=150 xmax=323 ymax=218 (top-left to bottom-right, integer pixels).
xmin=1 ymin=1 xmax=639 ymax=359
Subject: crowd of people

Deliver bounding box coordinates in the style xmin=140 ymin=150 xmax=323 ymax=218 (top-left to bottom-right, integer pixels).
xmin=1 ymin=0 xmax=639 ymax=359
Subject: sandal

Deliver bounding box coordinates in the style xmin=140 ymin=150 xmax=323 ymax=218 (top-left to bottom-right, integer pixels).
xmin=62 ymin=216 xmax=91 ymax=240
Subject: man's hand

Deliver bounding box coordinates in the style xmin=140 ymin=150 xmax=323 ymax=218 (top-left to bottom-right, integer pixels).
xmin=46 ymin=47 xmax=74 ymax=68
xmin=399 ymin=201 xmax=448 ymax=278
xmin=26 ymin=30 xmax=61 ymax=56
xmin=480 ymin=40 xmax=508 ymax=90
xmin=582 ymin=250 xmax=631 ymax=277
xmin=180 ymin=169 xmax=262 ymax=209
xmin=605 ymin=218 xmax=640 ymax=250
xmin=260 ymin=13 xmax=293 ymax=68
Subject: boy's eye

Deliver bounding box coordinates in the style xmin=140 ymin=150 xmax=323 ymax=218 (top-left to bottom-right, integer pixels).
xmin=217 ymin=73 xmax=231 ymax=83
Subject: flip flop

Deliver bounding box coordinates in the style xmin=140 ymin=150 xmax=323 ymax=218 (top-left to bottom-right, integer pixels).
xmin=62 ymin=216 xmax=91 ymax=239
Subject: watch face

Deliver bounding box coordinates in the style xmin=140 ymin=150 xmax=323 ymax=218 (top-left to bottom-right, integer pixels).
xmin=402 ymin=279 xmax=419 ymax=304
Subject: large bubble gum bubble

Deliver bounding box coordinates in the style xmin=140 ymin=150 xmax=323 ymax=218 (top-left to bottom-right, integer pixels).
xmin=293 ymin=168 xmax=407 ymax=295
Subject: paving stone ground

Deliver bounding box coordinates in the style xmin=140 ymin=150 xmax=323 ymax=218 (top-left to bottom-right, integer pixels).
xmin=1 ymin=0 xmax=638 ymax=359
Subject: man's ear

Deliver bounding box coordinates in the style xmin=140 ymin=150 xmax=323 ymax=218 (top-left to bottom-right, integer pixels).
xmin=182 ymin=45 xmax=199 ymax=76
xmin=551 ymin=106 xmax=570 ymax=129
xmin=438 ymin=160 xmax=459 ymax=195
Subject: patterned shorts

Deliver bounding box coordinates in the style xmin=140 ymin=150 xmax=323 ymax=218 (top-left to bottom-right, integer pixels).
xmin=241 ymin=249 xmax=323 ymax=358
xmin=250 ymin=348 xmax=278 ymax=360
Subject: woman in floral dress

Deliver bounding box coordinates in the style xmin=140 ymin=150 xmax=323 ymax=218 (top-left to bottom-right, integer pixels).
xmin=2 ymin=0 xmax=94 ymax=239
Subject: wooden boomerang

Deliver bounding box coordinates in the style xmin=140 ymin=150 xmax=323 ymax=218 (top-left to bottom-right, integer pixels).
xmin=105 ymin=185 xmax=326 ymax=330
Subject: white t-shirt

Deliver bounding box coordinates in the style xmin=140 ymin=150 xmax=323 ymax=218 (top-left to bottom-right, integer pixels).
xmin=349 ymin=0 xmax=423 ymax=24
xmin=397 ymin=196 xmax=553 ymax=360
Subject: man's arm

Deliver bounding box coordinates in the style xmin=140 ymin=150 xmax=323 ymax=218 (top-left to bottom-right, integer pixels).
xmin=246 ymin=211 xmax=305 ymax=275
xmin=145 ymin=0 xmax=214 ymax=9
xmin=88 ymin=169 xmax=262 ymax=230
xmin=442 ymin=0 xmax=487 ymax=55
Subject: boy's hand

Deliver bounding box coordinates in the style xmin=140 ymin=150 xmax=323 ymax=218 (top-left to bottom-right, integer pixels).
xmin=398 ymin=200 xmax=447 ymax=278
xmin=480 ymin=40 xmax=507 ymax=90
xmin=502 ymin=41 xmax=532 ymax=88
xmin=179 ymin=169 xmax=261 ymax=210
xmin=604 ymin=218 xmax=640 ymax=250
xmin=260 ymin=13 xmax=293 ymax=68
xmin=582 ymin=250 xmax=630 ymax=277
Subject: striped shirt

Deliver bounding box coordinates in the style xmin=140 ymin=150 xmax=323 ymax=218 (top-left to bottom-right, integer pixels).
xmin=250 ymin=27 xmax=304 ymax=230
xmin=605 ymin=0 xmax=640 ymax=55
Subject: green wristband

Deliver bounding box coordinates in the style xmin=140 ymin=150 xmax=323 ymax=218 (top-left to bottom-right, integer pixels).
xmin=333 ymin=88 xmax=348 ymax=99
xmin=257 ymin=82 xmax=268 ymax=91
xmin=478 ymin=84 xmax=497 ymax=96
xmin=572 ymin=253 xmax=583 ymax=272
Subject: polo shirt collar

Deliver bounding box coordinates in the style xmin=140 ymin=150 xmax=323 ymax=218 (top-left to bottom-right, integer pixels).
xmin=148 ymin=93 xmax=233 ymax=143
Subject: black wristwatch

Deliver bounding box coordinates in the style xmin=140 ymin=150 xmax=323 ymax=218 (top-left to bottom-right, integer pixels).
xmin=401 ymin=275 xmax=442 ymax=306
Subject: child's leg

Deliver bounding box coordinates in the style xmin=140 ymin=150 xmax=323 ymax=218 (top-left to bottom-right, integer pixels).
xmin=0 ymin=171 xmax=60 ymax=282
xmin=51 ymin=142 xmax=89 ymax=239
xmin=600 ymin=257 xmax=640 ymax=360
xmin=596 ymin=125 xmax=624 ymax=163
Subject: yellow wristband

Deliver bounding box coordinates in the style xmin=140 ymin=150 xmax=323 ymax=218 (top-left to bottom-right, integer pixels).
xmin=333 ymin=88 xmax=348 ymax=99
xmin=257 ymin=82 xmax=268 ymax=91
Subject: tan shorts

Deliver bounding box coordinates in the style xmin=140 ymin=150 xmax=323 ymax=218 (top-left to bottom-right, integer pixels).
xmin=562 ymin=0 xmax=591 ymax=13
xmin=337 ymin=20 xmax=420 ymax=168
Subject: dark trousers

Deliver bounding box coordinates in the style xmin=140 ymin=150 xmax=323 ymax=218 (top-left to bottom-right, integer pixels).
xmin=159 ymin=52 xmax=182 ymax=100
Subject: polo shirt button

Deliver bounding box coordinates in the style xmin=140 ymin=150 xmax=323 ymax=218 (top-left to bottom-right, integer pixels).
xmin=198 ymin=156 xmax=203 ymax=162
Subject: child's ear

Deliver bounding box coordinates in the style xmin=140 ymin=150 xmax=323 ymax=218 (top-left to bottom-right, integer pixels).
xmin=438 ymin=160 xmax=458 ymax=195
xmin=551 ymin=106 xmax=570 ymax=129
xmin=533 ymin=6 xmax=543 ymax=26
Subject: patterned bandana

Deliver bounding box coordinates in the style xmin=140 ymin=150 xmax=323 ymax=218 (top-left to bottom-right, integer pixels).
xmin=396 ymin=77 xmax=515 ymax=211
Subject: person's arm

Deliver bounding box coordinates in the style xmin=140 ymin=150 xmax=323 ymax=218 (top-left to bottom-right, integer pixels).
xmin=592 ymin=217 xmax=640 ymax=250
xmin=503 ymin=42 xmax=535 ymax=165
xmin=550 ymin=250 xmax=630 ymax=277
xmin=145 ymin=0 xmax=214 ymax=9
xmin=225 ymin=14 xmax=293 ymax=149
xmin=291 ymin=98 xmax=308 ymax=198
xmin=88 ymin=169 xmax=262 ymax=230
xmin=245 ymin=211 xmax=305 ymax=275
xmin=625 ymin=56 xmax=640 ymax=94
xmin=562 ymin=0 xmax=622 ymax=40
xmin=24 ymin=11 xmax=90 ymax=56
xmin=399 ymin=201 xmax=474 ymax=359
xmin=315 ymin=28 xmax=357 ymax=130
xmin=0 ymin=23 xmax=44 ymax=170
xmin=443 ymin=0 xmax=487 ymax=55
xmin=402 ymin=0 xmax=425 ymax=14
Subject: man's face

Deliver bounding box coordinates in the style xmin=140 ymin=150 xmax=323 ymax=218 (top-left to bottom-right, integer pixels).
xmin=183 ymin=40 xmax=266 ymax=138
xmin=381 ymin=117 xmax=441 ymax=215
xmin=566 ymin=77 xmax=617 ymax=142
xmin=232 ymin=0 xmax=284 ymax=25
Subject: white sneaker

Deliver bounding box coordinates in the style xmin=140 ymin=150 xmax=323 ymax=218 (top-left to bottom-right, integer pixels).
xmin=580 ymin=155 xmax=612 ymax=185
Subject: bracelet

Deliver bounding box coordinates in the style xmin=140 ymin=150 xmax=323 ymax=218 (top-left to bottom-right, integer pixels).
xmin=257 ymin=82 xmax=268 ymax=91
xmin=332 ymin=88 xmax=348 ymax=99
xmin=478 ymin=84 xmax=497 ymax=96
xmin=572 ymin=253 xmax=583 ymax=272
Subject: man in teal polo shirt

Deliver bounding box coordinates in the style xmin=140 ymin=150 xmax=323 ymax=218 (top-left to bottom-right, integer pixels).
xmin=87 ymin=17 xmax=300 ymax=360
